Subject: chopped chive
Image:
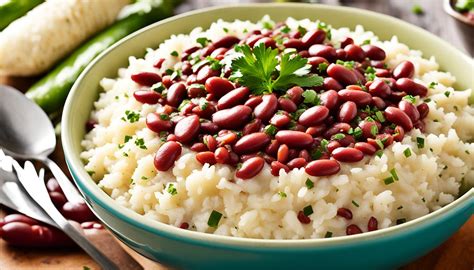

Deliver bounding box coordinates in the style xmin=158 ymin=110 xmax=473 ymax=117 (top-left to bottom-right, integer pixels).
xmin=159 ymin=114 xmax=170 ymax=120
xmin=264 ymin=124 xmax=278 ymax=136
xmin=424 ymin=98 xmax=431 ymax=102
xmin=303 ymin=205 xmax=314 ymax=216
xmin=403 ymin=148 xmax=412 ymax=157
xmin=362 ymin=39 xmax=371 ymax=45
xmin=311 ymin=149 xmax=323 ymax=160
xmin=196 ymin=37 xmax=210 ymax=47
xmin=353 ymin=127 xmax=363 ymax=139
xmin=200 ymin=101 xmax=209 ymax=110
xmin=428 ymin=82 xmax=438 ymax=89
xmin=86 ymin=170 xmax=95 ymax=176
xmin=134 ymin=138 xmax=147 ymax=149
xmin=333 ymin=133 xmax=346 ymax=140
xmin=390 ymin=168 xmax=399 ymax=181
xmin=403 ymin=95 xmax=416 ymax=104
xmin=141 ymin=176 xmax=148 ymax=180
xmin=123 ymin=152 xmax=129 ymax=157
xmin=444 ymin=91 xmax=451 ymax=97
xmin=370 ymin=125 xmax=379 ymax=136
xmin=278 ymin=191 xmax=287 ymax=198
xmin=375 ymin=111 xmax=385 ymax=122
xmin=383 ymin=176 xmax=394 ymax=185
xmin=412 ymin=4 xmax=424 ymax=15
xmin=422 ymin=197 xmax=426 ymax=202
xmin=397 ymin=206 xmax=403 ymax=210
xmin=305 ymin=178 xmax=314 ymax=189
xmin=320 ymin=139 xmax=329 ymax=151
xmin=297 ymin=25 xmax=307 ymax=35
xmin=170 ymin=51 xmax=178 ymax=57
xmin=207 ymin=210 xmax=223 ymax=228
xmin=223 ymin=27 xmax=229 ymax=33
xmin=280 ymin=25 xmax=290 ymax=33
xmin=318 ymin=62 xmax=328 ymax=72
xmin=123 ymin=110 xmax=140 ymax=123
xmin=416 ymin=137 xmax=425 ymax=149
xmin=375 ymin=139 xmax=384 ymax=150
xmin=324 ymin=231 xmax=333 ymax=238
xmin=167 ymin=183 xmax=177 ymax=195
xmin=352 ymin=200 xmax=359 ymax=207
xmin=375 ymin=150 xmax=384 ymax=158
xmin=396 ymin=218 xmax=407 ymax=225
xmin=262 ymin=21 xmax=273 ymax=30
xmin=151 ymin=82 xmax=166 ymax=93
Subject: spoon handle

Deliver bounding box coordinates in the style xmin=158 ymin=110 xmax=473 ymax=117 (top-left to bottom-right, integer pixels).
xmin=43 ymin=157 xmax=84 ymax=204
xmin=14 ymin=161 xmax=119 ymax=270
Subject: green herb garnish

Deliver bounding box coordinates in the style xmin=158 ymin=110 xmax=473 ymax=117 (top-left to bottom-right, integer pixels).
xmin=412 ymin=4 xmax=424 ymax=15
xmin=122 ymin=110 xmax=140 ymax=123
xmin=302 ymin=90 xmax=320 ymax=105
xmin=264 ymin=124 xmax=278 ymax=136
xmin=159 ymin=114 xmax=170 ymax=120
xmin=384 ymin=176 xmax=394 ymax=185
xmin=196 ymin=37 xmax=211 ymax=47
xmin=170 ymin=51 xmax=178 ymax=57
xmin=396 ymin=218 xmax=407 ymax=224
xmin=134 ymin=138 xmax=147 ymax=150
xmin=429 ymin=82 xmax=438 ymax=89
xmin=403 ymin=148 xmax=412 ymax=157
xmin=352 ymin=200 xmax=360 ymax=207
xmin=303 ymin=205 xmax=314 ymax=216
xmin=403 ymin=95 xmax=416 ymax=103
xmin=208 ymin=210 xmax=223 ymax=228
xmin=324 ymin=231 xmax=333 ymax=238
xmin=390 ymin=168 xmax=399 ymax=181
xmin=167 ymin=183 xmax=178 ymax=195
xmin=444 ymin=91 xmax=451 ymax=97
xmin=230 ymin=44 xmax=323 ymax=95
xmin=305 ymin=178 xmax=314 ymax=189
xmin=416 ymin=137 xmax=425 ymax=149
xmin=370 ymin=125 xmax=379 ymax=137
xmin=333 ymin=133 xmax=345 ymax=140
xmin=278 ymin=191 xmax=287 ymax=198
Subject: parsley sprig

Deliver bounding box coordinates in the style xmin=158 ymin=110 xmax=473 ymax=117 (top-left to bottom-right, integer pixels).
xmin=230 ymin=44 xmax=323 ymax=95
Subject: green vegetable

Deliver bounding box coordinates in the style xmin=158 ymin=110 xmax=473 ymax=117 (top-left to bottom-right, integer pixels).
xmin=230 ymin=43 xmax=323 ymax=95
xmin=303 ymin=205 xmax=313 ymax=216
xmin=416 ymin=137 xmax=425 ymax=149
xmin=305 ymin=178 xmax=314 ymax=189
xmin=167 ymin=183 xmax=177 ymax=195
xmin=412 ymin=4 xmax=424 ymax=15
xmin=207 ymin=210 xmax=223 ymax=228
xmin=0 ymin=0 xmax=43 ymax=31
xmin=455 ymin=0 xmax=474 ymax=12
xmin=26 ymin=0 xmax=180 ymax=113
xmin=403 ymin=148 xmax=412 ymax=157
xmin=352 ymin=200 xmax=360 ymax=207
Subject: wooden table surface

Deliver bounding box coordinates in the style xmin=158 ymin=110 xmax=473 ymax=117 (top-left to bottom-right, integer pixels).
xmin=1 ymin=0 xmax=473 ymax=269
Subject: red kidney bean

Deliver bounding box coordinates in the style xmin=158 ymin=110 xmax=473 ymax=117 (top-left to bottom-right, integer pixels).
xmin=49 ymin=191 xmax=67 ymax=208
xmin=354 ymin=142 xmax=376 ymax=155
xmin=1 ymin=221 xmax=72 ymax=247
xmin=154 ymin=141 xmax=182 ymax=171
xmin=374 ymin=68 xmax=390 ymax=78
xmin=336 ymin=134 xmax=355 ymax=147
xmin=394 ymin=78 xmax=428 ymax=97
xmin=153 ymin=58 xmax=165 ymax=68
xmin=131 ymin=72 xmax=161 ymax=86
xmin=245 ymin=34 xmax=264 ymax=47
xmin=61 ymin=202 xmax=95 ymax=223
xmin=217 ymin=132 xmax=238 ymax=147
xmin=254 ymin=37 xmax=277 ymax=49
xmin=392 ymin=60 xmax=415 ymax=79
xmin=376 ymin=133 xmax=394 ymax=147
xmin=213 ymin=35 xmax=240 ymax=48
xmin=187 ymin=85 xmax=206 ymax=98
xmin=297 ymin=211 xmax=311 ymax=224
xmin=286 ymin=86 xmax=304 ymax=104
xmin=308 ymin=56 xmax=329 ymax=72
xmin=212 ymin=105 xmax=252 ymax=129
xmin=236 ymin=157 xmax=265 ymax=179
xmin=371 ymin=96 xmax=386 ymax=110
xmin=271 ymin=161 xmax=290 ymax=176
xmin=227 ymin=151 xmax=239 ymax=165
xmin=327 ymin=64 xmax=358 ymax=85
xmin=275 ymin=130 xmax=313 ymax=148
xmin=243 ymin=119 xmax=263 ymax=135
xmin=323 ymin=77 xmax=343 ymax=91
xmin=413 ymin=120 xmax=425 ymax=132
xmin=146 ymin=113 xmax=172 ymax=133
xmin=200 ymin=121 xmax=219 ymax=134
xmin=417 ymin=103 xmax=429 ymax=119
xmin=324 ymin=122 xmax=351 ymax=138
xmin=205 ymin=77 xmax=234 ymax=97
xmin=368 ymin=80 xmax=391 ymax=98
xmin=196 ymin=151 xmax=217 ymax=165
xmin=358 ymin=120 xmax=379 ymax=139
xmin=299 ymin=149 xmax=311 ymax=162
xmin=184 ymin=46 xmax=200 ymax=55
xmin=305 ymin=159 xmax=341 ymax=176
xmin=181 ymin=62 xmax=193 ymax=76
xmin=46 ymin=178 xmax=61 ymax=193
xmin=385 ymin=107 xmax=413 ymax=131
xmin=346 ymin=224 xmax=363 ymax=235
xmin=214 ymin=147 xmax=230 ymax=164
xmin=201 ymin=44 xmax=216 ymax=57
xmin=340 ymin=37 xmax=354 ymax=48
xmin=368 ymin=217 xmax=378 ymax=231
xmin=362 ymin=45 xmax=386 ymax=60
xmin=302 ymin=29 xmax=326 ymax=47
xmin=162 ymin=75 xmax=173 ymax=88
xmin=174 ymin=115 xmax=200 ymax=143
xmin=244 ymin=96 xmax=263 ymax=108
xmin=3 ymin=214 xmax=39 ymax=225
xmin=306 ymin=125 xmax=326 ymax=137
xmin=240 ymin=153 xmax=258 ymax=163
xmin=326 ymin=141 xmax=341 ymax=154
xmin=278 ymin=97 xmax=297 ymax=113
xmin=393 ymin=125 xmax=405 ymax=142
xmin=85 ymin=119 xmax=97 ymax=132
xmin=217 ymin=86 xmax=249 ymax=110
xmin=233 ymin=132 xmax=270 ymax=154
xmin=298 ymin=106 xmax=330 ymax=126
xmin=283 ymin=38 xmax=305 ymax=50
xmin=197 ymin=66 xmax=220 ymax=84
xmin=335 ymin=49 xmax=346 ymax=60
xmin=190 ymin=142 xmax=207 ymax=152
xmin=270 ymin=114 xmax=291 ymax=128
xmin=344 ymin=44 xmax=366 ymax=62
xmin=287 ymin=157 xmax=307 ymax=169
xmin=265 ymin=139 xmax=280 ymax=156
xmin=338 ymin=101 xmax=357 ymax=123
xmin=332 ymin=147 xmax=364 ymax=162
xmin=277 ymin=144 xmax=289 ymax=163
xmin=309 ymin=44 xmax=337 ymax=61
xmin=167 ymin=134 xmax=178 ymax=142
xmin=288 ymin=149 xmax=299 ymax=160
xmin=203 ymin=134 xmax=217 ymax=152
xmin=192 ymin=102 xmax=216 ymax=119
xmin=389 ymin=91 xmax=407 ymax=102
xmin=337 ymin=208 xmax=353 ymax=220
xmin=298 ymin=50 xmax=310 ymax=58
xmin=320 ymin=90 xmax=339 ymax=110
xmin=398 ymin=100 xmax=420 ymax=122
xmin=166 ymin=83 xmax=187 ymax=107
xmin=338 ymin=89 xmax=372 ymax=106
xmin=254 ymin=94 xmax=278 ymax=122
xmin=133 ymin=90 xmax=161 ymax=104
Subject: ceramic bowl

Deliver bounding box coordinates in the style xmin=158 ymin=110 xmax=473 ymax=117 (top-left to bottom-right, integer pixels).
xmin=62 ymin=4 xmax=474 ymax=269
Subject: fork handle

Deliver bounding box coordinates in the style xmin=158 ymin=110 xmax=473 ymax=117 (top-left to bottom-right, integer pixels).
xmin=43 ymin=157 xmax=84 ymax=203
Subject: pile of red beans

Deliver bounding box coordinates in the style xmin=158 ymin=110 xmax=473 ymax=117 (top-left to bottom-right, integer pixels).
xmin=128 ymin=23 xmax=429 ymax=180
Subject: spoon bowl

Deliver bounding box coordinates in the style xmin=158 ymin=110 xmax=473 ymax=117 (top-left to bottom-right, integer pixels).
xmin=0 ymin=85 xmax=56 ymax=159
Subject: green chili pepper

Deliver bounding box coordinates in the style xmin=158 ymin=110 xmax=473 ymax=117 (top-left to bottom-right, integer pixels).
xmin=0 ymin=0 xmax=43 ymax=30
xmin=26 ymin=0 xmax=181 ymax=114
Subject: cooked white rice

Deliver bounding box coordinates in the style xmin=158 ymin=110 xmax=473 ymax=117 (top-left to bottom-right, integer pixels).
xmin=80 ymin=16 xmax=474 ymax=239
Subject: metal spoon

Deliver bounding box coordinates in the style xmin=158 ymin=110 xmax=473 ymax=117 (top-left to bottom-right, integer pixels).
xmin=0 ymin=85 xmax=83 ymax=203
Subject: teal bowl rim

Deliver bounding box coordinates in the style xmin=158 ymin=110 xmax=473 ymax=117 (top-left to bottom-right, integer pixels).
xmin=63 ymin=3 xmax=474 ymax=248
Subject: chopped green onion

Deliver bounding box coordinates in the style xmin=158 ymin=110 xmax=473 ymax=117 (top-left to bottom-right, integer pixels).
xmin=412 ymin=4 xmax=424 ymax=15
xmin=297 ymin=25 xmax=307 ymax=35
xmin=262 ymin=21 xmax=273 ymax=30
xmin=383 ymin=176 xmax=394 ymax=185
xmin=151 ymin=82 xmax=166 ymax=93
xmin=196 ymin=37 xmax=210 ymax=47
xmin=352 ymin=200 xmax=360 ymax=207
xmin=170 ymin=51 xmax=178 ymax=57
xmin=305 ymin=179 xmax=314 ymax=189
xmin=444 ymin=91 xmax=451 ymax=97
xmin=159 ymin=114 xmax=170 ymax=120
xmin=416 ymin=137 xmax=425 ymax=149
xmin=264 ymin=125 xmax=278 ymax=136
xmin=353 ymin=127 xmax=363 ymax=139
xmin=403 ymin=148 xmax=412 ymax=157
xmin=280 ymin=25 xmax=290 ymax=34
xmin=278 ymin=191 xmax=287 ymax=198
xmin=134 ymin=138 xmax=147 ymax=150
xmin=320 ymin=139 xmax=329 ymax=151
xmin=362 ymin=39 xmax=371 ymax=45
xmin=207 ymin=210 xmax=223 ymax=228
xmin=396 ymin=218 xmax=407 ymax=225
xmin=86 ymin=170 xmax=95 ymax=176
xmin=122 ymin=110 xmax=140 ymax=123
xmin=318 ymin=62 xmax=328 ymax=72
xmin=324 ymin=231 xmax=333 ymax=238
xmin=375 ymin=111 xmax=385 ymax=122
xmin=403 ymin=95 xmax=416 ymax=103
xmin=223 ymin=27 xmax=229 ymax=33
xmin=333 ymin=133 xmax=346 ymax=140
xmin=375 ymin=150 xmax=384 ymax=158
xmin=303 ymin=205 xmax=314 ymax=216
xmin=375 ymin=139 xmax=384 ymax=150
xmin=390 ymin=168 xmax=399 ymax=181
xmin=167 ymin=183 xmax=177 ymax=195
xmin=370 ymin=125 xmax=379 ymax=136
